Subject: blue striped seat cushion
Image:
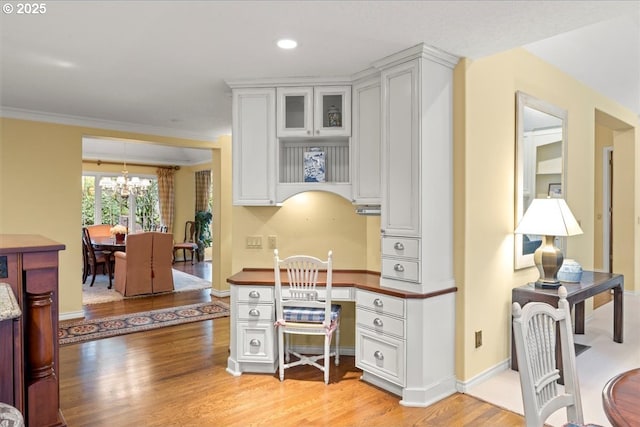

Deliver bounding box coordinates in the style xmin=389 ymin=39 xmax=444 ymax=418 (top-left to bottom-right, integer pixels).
xmin=282 ymin=304 xmax=341 ymax=323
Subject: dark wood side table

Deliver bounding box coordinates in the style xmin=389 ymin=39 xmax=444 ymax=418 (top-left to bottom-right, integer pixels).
xmin=602 ymin=368 xmax=640 ymax=427
xmin=511 ymin=271 xmax=624 ymax=376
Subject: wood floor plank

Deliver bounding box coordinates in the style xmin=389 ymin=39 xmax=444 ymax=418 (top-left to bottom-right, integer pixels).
xmin=59 ymin=261 xmax=526 ymax=426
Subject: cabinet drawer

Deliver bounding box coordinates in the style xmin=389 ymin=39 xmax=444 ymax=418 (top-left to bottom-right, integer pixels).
xmin=356 ymin=308 xmax=405 ymax=338
xmin=237 ymin=287 xmax=274 ymax=303
xmin=356 ymin=290 xmax=405 ymax=317
xmin=282 ymin=287 xmax=353 ymax=301
xmin=356 ymin=328 xmax=405 ymax=386
xmin=381 ymin=236 xmax=419 ymax=259
xmin=237 ymin=304 xmax=274 ymax=321
xmin=381 ymin=258 xmax=419 ymax=282
xmin=237 ymin=322 xmax=275 ymax=363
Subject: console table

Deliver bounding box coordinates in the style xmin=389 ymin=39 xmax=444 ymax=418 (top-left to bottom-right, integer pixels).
xmin=511 ymin=271 xmax=624 ymax=375
xmin=226 ymin=268 xmax=457 ymax=407
xmin=0 ymin=234 xmax=66 ymax=426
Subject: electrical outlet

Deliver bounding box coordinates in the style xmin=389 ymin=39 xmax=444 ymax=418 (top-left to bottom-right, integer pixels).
xmin=475 ymin=330 xmax=482 ymax=348
xmin=268 ymin=235 xmax=277 ymax=249
xmin=246 ymin=236 xmax=262 ymax=249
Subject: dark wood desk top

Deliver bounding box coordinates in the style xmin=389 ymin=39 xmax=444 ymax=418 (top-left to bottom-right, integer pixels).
xmin=603 ymin=368 xmax=640 ymax=427
xmin=513 ymin=271 xmax=623 ymax=304
xmin=227 ymin=268 xmax=457 ymax=299
xmin=0 ymin=234 xmax=65 ymax=253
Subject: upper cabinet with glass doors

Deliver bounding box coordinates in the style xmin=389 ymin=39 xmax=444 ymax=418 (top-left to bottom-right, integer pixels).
xmin=277 ymin=86 xmax=351 ymax=137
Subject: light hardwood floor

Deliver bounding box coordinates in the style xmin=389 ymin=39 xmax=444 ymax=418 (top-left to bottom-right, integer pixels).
xmin=59 ymin=262 xmax=525 ymax=426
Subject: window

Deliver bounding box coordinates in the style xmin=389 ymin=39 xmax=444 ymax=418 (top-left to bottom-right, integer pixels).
xmin=82 ymin=173 xmax=160 ymax=231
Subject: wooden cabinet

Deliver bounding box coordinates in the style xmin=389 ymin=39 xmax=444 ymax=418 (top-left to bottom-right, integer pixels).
xmin=351 ymin=76 xmax=382 ymax=205
xmin=277 ymin=86 xmax=351 ymax=137
xmin=232 ymin=88 xmax=277 ymax=206
xmin=0 ymin=234 xmax=66 ymax=427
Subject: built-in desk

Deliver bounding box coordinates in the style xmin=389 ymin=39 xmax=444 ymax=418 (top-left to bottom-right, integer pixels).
xmin=226 ymin=268 xmax=458 ymax=407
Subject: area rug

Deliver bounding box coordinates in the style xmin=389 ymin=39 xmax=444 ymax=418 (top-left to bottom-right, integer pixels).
xmin=59 ymin=300 xmax=230 ymax=345
xmin=83 ymin=269 xmax=211 ymax=305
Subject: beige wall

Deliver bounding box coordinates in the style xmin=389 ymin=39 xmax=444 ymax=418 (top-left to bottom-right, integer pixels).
xmin=230 ymin=191 xmax=378 ymax=272
xmin=456 ymin=48 xmax=638 ymax=382
xmin=0 ymin=118 xmax=223 ymax=316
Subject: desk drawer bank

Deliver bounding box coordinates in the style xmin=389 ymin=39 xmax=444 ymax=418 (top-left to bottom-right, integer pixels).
xmin=226 ymin=268 xmax=457 ymax=407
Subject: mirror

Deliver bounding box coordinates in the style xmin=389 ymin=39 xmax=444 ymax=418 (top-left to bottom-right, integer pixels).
xmin=515 ymin=91 xmax=568 ymax=269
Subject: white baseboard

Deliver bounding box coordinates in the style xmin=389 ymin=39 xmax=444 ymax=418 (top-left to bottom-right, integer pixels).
xmin=210 ymin=288 xmax=230 ymax=298
xmin=60 ymin=310 xmax=85 ymax=321
xmin=456 ymin=359 xmax=510 ymax=393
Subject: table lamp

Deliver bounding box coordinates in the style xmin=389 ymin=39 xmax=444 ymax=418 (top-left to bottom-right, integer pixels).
xmin=515 ymin=198 xmax=583 ymax=288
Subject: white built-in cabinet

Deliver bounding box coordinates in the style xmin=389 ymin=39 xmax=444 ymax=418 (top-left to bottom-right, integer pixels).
xmin=231 ymin=88 xmax=276 ymax=205
xmin=351 ymin=76 xmax=382 ymax=205
xmin=226 ymin=44 xmax=460 ymax=408
xmin=230 ymin=82 xmax=353 ymax=205
xmin=277 ymin=86 xmax=351 ymax=137
xmin=377 ymin=46 xmax=457 ymax=295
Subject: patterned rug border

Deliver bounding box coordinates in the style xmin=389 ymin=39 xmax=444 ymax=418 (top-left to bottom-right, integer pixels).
xmin=59 ymin=301 xmax=230 ymax=346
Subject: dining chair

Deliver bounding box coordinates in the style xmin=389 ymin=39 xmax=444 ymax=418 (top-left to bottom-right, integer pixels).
xmin=81 ymin=227 xmax=113 ymax=287
xmin=173 ymin=220 xmax=199 ymax=264
xmin=273 ymin=249 xmax=341 ymax=384
xmin=512 ymin=286 xmax=584 ymax=427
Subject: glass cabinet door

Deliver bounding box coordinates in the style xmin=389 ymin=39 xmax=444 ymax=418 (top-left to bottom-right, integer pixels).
xmin=314 ymin=86 xmax=351 ymax=136
xmin=277 ymin=87 xmax=313 ymax=137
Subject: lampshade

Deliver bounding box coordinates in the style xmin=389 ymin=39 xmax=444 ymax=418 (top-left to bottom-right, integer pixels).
xmin=515 ymin=198 xmax=583 ymax=237
xmin=515 ymin=198 xmax=583 ymax=288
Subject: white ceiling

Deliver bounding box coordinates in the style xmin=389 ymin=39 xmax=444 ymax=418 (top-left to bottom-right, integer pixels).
xmin=1 ymin=1 xmax=638 ymax=164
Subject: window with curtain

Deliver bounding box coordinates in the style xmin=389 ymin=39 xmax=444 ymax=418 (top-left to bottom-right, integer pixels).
xmin=82 ymin=174 xmax=160 ymax=231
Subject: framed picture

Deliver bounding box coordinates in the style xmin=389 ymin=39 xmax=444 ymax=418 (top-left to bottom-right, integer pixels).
xmin=548 ymin=183 xmax=562 ymax=198
xmin=303 ymin=148 xmax=326 ymax=182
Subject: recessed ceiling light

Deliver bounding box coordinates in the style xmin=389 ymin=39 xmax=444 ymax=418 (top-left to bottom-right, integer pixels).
xmin=277 ymin=39 xmax=297 ymax=49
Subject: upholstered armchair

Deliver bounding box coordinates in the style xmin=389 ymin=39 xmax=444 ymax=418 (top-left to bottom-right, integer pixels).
xmin=114 ymin=232 xmax=174 ymax=296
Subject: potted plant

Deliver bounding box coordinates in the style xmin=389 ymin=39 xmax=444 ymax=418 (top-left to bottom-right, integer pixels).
xmin=195 ymin=211 xmax=212 ymax=261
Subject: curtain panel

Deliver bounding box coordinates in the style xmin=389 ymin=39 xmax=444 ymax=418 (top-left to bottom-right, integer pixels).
xmin=156 ymin=167 xmax=175 ymax=233
xmin=195 ymin=170 xmax=211 ymax=213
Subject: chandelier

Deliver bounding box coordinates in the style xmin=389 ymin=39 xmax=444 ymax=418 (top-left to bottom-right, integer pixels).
xmin=99 ymin=161 xmax=151 ymax=197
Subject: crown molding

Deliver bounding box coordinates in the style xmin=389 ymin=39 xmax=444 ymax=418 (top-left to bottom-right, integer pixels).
xmin=226 ymin=75 xmax=352 ymax=89
xmin=372 ymin=43 xmax=460 ymax=70
xmin=0 ymin=106 xmax=217 ymax=142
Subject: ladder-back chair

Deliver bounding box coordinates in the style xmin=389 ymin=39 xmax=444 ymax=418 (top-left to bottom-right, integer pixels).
xmin=274 ymin=249 xmax=341 ymax=384
xmin=512 ymin=286 xmax=584 ymax=427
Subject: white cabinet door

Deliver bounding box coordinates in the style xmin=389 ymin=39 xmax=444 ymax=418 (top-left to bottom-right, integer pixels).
xmin=352 ymin=78 xmax=381 ymax=204
xmin=232 ymin=88 xmax=276 ymax=205
xmin=277 ymin=87 xmax=313 ymax=137
xmin=380 ymin=60 xmax=420 ymax=236
xmin=313 ymin=86 xmax=351 ymax=137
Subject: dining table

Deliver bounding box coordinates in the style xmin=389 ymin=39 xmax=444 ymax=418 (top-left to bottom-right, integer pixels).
xmin=602 ymin=367 xmax=640 ymax=427
xmin=91 ymin=236 xmax=126 ymax=287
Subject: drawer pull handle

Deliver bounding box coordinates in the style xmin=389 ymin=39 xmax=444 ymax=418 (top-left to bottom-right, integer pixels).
xmin=394 ymin=242 xmax=404 ymax=250
xmin=373 ymin=318 xmax=383 ymax=327
xmin=248 ymin=309 xmax=260 ymax=317
xmin=373 ymin=298 xmax=383 ymax=307
xmin=394 ymin=263 xmax=405 ymax=272
xmin=248 ymin=290 xmax=260 ymax=298
xmin=374 ymin=350 xmax=384 ymax=361
xmin=249 ymin=339 xmax=261 ymax=347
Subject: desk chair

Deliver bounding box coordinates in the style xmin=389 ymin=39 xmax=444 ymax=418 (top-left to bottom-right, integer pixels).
xmin=274 ymin=249 xmax=341 ymax=384
xmin=512 ymin=286 xmax=584 ymax=427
